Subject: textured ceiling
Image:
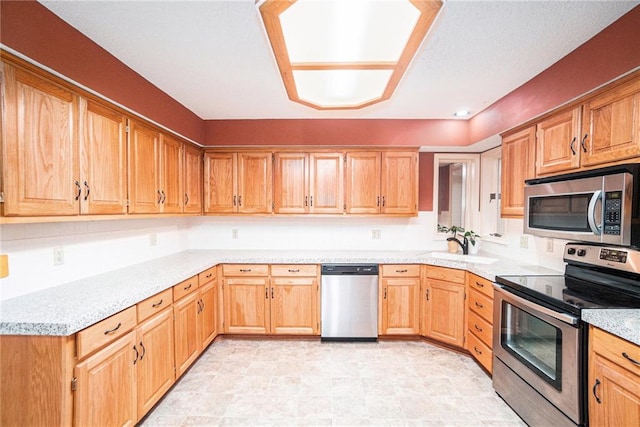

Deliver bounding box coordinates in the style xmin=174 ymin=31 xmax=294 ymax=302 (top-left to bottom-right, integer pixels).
xmin=39 ymin=0 xmax=639 ymax=120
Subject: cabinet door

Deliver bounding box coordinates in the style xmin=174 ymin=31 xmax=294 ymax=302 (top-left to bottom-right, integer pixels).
xmin=80 ymin=99 xmax=127 ymax=214
xmin=204 ymin=152 xmax=237 ymax=213
xmin=380 ymin=277 xmax=420 ymax=335
xmin=199 ymin=281 xmax=218 ymax=349
xmin=501 ymin=127 xmax=535 ymax=218
xmin=590 ymin=354 xmax=640 ymax=427
xmin=536 ymin=107 xmax=581 ymax=176
xmin=345 ymin=152 xmax=381 ymax=214
xmin=274 ymin=152 xmax=308 ymax=214
xmin=238 ymin=152 xmax=272 ymax=214
xmin=159 ymin=134 xmax=183 ymax=213
xmin=136 ymin=309 xmax=175 ymax=419
xmin=422 ymin=279 xmax=466 ymax=347
xmin=128 ymin=120 xmax=160 ymax=213
xmin=309 ymin=152 xmax=344 ymax=214
xmin=582 ymin=78 xmax=640 ymax=167
xmin=270 ymin=277 xmax=318 ymax=335
xmin=183 ymin=144 xmax=203 ymax=213
xmin=2 ymin=64 xmax=79 ymax=216
xmin=223 ymin=278 xmax=269 ymax=334
xmin=173 ymin=292 xmax=200 ymax=378
xmin=74 ymin=331 xmax=137 ymax=427
xmin=381 ymin=151 xmax=418 ymax=215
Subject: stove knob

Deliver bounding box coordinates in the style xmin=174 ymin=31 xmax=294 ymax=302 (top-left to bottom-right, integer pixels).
xmin=567 ymin=248 xmax=576 ymax=255
xmin=577 ymin=249 xmax=587 ymax=257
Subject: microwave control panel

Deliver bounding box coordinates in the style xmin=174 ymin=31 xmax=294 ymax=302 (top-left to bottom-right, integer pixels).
xmin=603 ymin=191 xmax=622 ymax=235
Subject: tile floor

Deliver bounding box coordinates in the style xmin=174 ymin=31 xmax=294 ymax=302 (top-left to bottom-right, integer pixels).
xmin=139 ymin=338 xmax=526 ymax=426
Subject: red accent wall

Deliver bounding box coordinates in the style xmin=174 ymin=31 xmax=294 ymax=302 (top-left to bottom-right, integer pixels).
xmin=418 ymin=153 xmax=434 ymax=211
xmin=469 ymin=5 xmax=640 ymax=142
xmin=0 ymin=1 xmax=204 ymax=143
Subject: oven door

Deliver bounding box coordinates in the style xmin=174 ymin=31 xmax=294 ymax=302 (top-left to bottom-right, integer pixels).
xmin=493 ymin=285 xmax=582 ymax=424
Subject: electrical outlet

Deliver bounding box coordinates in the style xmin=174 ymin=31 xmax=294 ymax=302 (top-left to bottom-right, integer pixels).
xmin=372 ymin=229 xmax=381 ymax=240
xmin=232 ymin=229 xmax=239 ymax=239
xmin=53 ymin=247 xmax=65 ymax=266
xmin=520 ymin=236 xmax=528 ymax=249
xmin=546 ymin=238 xmax=554 ymax=253
xmin=149 ymin=233 xmax=158 ymax=246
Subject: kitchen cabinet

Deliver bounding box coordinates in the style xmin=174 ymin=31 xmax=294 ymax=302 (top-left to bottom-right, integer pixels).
xmin=2 ymin=62 xmax=80 ymax=216
xmin=269 ymin=264 xmax=320 ymax=335
xmin=273 ymin=152 xmax=345 ymax=214
xmin=501 ymin=126 xmax=535 ymax=218
xmin=198 ymin=266 xmax=219 ymax=348
xmin=173 ymin=276 xmax=200 ymax=378
xmin=581 ymin=77 xmax=640 ymax=167
xmin=421 ymin=266 xmax=466 ymax=348
xmin=183 ymin=143 xmax=203 ymax=213
xmin=159 ymin=134 xmax=184 ymax=213
xmin=204 ymin=152 xmax=273 ymax=214
xmin=466 ymin=273 xmax=494 ymax=373
xmin=222 ymin=264 xmax=270 ymax=334
xmin=588 ymin=325 xmax=640 ymax=426
xmin=535 ymin=106 xmax=582 ymax=176
xmin=379 ymin=264 xmax=421 ymax=335
xmin=345 ymin=151 xmax=418 ymax=215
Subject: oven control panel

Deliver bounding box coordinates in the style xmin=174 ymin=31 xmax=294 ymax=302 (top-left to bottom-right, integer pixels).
xmin=564 ymin=243 xmax=640 ymax=274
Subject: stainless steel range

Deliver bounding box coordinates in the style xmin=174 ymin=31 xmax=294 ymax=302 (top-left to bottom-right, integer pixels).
xmin=493 ymin=242 xmax=640 ymax=427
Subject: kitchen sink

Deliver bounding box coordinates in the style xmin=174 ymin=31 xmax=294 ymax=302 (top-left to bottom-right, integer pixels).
xmin=421 ymin=252 xmax=499 ymax=265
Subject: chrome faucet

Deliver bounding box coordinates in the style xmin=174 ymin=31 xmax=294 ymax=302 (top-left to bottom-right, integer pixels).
xmin=447 ymin=236 xmax=469 ymax=255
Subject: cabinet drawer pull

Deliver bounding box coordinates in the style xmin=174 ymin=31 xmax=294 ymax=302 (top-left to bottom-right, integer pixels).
xmin=161 ymin=190 xmax=166 ymax=204
xmin=83 ymin=181 xmax=90 ymax=201
xmin=233 ymin=195 xmax=237 ymax=207
xmin=185 ymin=193 xmax=189 ymax=205
xmin=265 ymin=288 xmax=269 ymax=299
xmin=473 ymin=346 xmax=482 ymax=355
xmin=305 ymin=196 xmax=308 ymax=207
xmin=384 ymin=288 xmax=387 ymax=299
xmin=622 ymin=352 xmax=640 ymax=367
xmin=139 ymin=341 xmax=146 ymax=360
xmin=396 ymin=269 xmax=408 ymax=273
xmin=475 ymin=281 xmax=484 ymax=288
xmin=592 ymin=379 xmax=602 ymax=404
xmin=425 ymin=290 xmax=429 ymax=301
xmin=184 ymin=283 xmax=192 ymax=291
xmin=152 ymin=299 xmax=164 ymax=308
xmin=580 ymin=133 xmax=588 ymax=153
xmin=133 ymin=345 xmax=139 ymax=364
xmin=475 ymin=302 xmax=484 ymax=309
xmin=238 ymin=195 xmax=242 ymax=206
xmin=206 ymin=273 xmax=213 ymax=278
xmin=271 ymin=288 xmax=274 ymax=299
xmin=240 ymin=269 xmax=252 ymax=273
xmin=310 ymin=196 xmax=313 ymax=207
xmin=377 ymin=196 xmax=380 ymax=207
xmin=569 ymin=136 xmax=577 ymax=155
xmin=75 ymin=181 xmax=82 ymax=200
xmin=288 ymin=269 xmax=300 ymax=273
xmin=474 ymin=324 xmax=483 ymax=333
xmin=104 ymin=322 xmax=122 ymax=335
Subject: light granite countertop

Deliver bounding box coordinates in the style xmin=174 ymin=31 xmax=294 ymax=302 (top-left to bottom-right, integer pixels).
xmin=582 ymin=309 xmax=640 ymax=346
xmin=0 ymin=249 xmax=568 ymax=336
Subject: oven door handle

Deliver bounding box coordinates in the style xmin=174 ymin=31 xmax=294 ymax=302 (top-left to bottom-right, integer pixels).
xmin=496 ymin=285 xmax=579 ymax=325
xmin=587 ymin=190 xmax=603 ymax=236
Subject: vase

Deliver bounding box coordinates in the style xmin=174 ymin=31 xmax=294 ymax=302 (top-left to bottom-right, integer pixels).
xmin=468 ymin=240 xmax=480 ymax=255
xmin=447 ymin=240 xmax=459 ymax=253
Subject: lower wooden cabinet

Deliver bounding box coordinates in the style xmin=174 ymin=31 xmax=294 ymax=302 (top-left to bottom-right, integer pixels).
xmin=421 ymin=267 xmax=466 ymax=348
xmin=270 ymin=275 xmax=319 ymax=335
xmin=589 ymin=326 xmax=640 ymax=426
xmin=174 ymin=290 xmax=200 ymax=377
xmin=466 ymin=273 xmax=495 ymax=373
xmin=379 ymin=265 xmax=421 ymax=335
xmin=223 ymin=276 xmax=270 ymax=334
xmin=74 ymin=330 xmax=138 ymax=427
xmin=199 ymin=279 xmax=218 ymax=348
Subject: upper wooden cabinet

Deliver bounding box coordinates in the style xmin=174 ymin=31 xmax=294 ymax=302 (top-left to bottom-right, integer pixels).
xmin=2 ymin=62 xmax=80 ymax=216
xmin=581 ymin=77 xmax=640 ymax=167
xmin=159 ymin=134 xmax=184 ymax=214
xmin=128 ymin=120 xmax=161 ymax=214
xmin=501 ymin=126 xmax=535 ymax=218
xmin=204 ymin=151 xmax=272 ymax=214
xmin=183 ymin=144 xmax=203 ymax=213
xmin=345 ymin=151 xmax=418 ymax=215
xmin=535 ymin=106 xmax=582 ymax=176
xmin=309 ymin=152 xmax=345 ymax=214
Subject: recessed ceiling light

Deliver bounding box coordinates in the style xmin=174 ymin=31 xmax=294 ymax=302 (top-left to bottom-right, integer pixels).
xmin=454 ymin=110 xmax=470 ymax=117
xmin=260 ymin=0 xmax=442 ymax=110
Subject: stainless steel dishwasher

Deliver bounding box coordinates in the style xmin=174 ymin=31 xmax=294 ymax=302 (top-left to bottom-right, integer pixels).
xmin=321 ymin=264 xmax=379 ymax=341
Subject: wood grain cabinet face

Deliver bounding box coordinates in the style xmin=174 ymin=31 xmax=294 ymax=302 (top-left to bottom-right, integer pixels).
xmin=223 ymin=277 xmax=270 ymax=334
xmin=380 ymin=276 xmax=420 ymax=335
xmin=274 ymin=152 xmax=309 ymax=214
xmin=183 ymin=144 xmax=203 ymax=213
xmin=308 ymin=152 xmax=345 ymax=214
xmin=204 ymin=152 xmax=237 ymax=213
xmin=159 ymin=134 xmax=184 ymax=214
xmin=535 ymin=106 xmax=582 ymax=176
xmin=381 ymin=151 xmax=418 ymax=215
xmin=2 ymin=63 xmax=80 ymax=216
xmin=199 ymin=280 xmax=218 ymax=348
xmin=581 ymin=78 xmax=640 ymax=168
xmin=501 ymin=126 xmax=535 ymax=218
xmin=128 ymin=120 xmax=161 ymax=214
xmin=421 ymin=267 xmax=466 ymax=348
xmin=589 ymin=326 xmax=640 ymax=427
xmin=173 ymin=291 xmax=200 ymax=378
xmin=346 ymin=152 xmax=381 ymax=214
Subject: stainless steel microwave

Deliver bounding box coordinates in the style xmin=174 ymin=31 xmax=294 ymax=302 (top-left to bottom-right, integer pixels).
xmin=524 ymin=164 xmax=640 ymax=248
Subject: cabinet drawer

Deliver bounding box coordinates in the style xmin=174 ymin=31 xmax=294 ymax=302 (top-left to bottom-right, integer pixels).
xmin=469 ymin=289 xmax=494 ymax=322
xmin=198 ymin=266 xmax=217 ymax=285
xmin=270 ymin=264 xmax=318 ymax=277
xmin=591 ymin=325 xmax=640 ymax=376
xmin=173 ymin=276 xmax=199 ymax=301
xmin=426 ymin=266 xmax=465 ymax=284
xmin=223 ymin=264 xmax=269 ymax=276
xmin=468 ymin=331 xmax=493 ymax=374
xmin=137 ymin=288 xmax=173 ymax=322
xmin=76 ymin=306 xmax=137 ymax=360
xmin=468 ymin=310 xmax=493 ymax=348
xmin=467 ymin=273 xmax=494 ymax=299
xmin=381 ymin=264 xmax=421 ymax=277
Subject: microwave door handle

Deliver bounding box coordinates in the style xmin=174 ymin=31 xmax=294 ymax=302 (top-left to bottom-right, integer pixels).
xmin=588 ymin=190 xmax=603 ymax=235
